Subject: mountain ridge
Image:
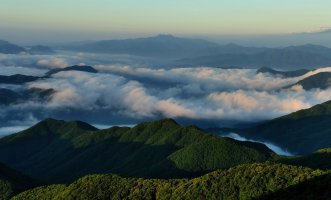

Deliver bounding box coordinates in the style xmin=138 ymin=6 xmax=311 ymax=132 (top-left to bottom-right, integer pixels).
xmin=0 ymin=118 xmax=274 ymax=183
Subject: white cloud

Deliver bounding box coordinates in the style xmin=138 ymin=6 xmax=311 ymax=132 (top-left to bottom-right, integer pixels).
xmin=222 ymin=133 xmax=293 ymax=156
xmin=2 ymin=52 xmax=331 ymax=127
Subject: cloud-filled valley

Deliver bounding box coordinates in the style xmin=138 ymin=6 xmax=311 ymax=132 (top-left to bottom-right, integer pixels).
xmin=2 ymin=52 xmax=331 ymax=130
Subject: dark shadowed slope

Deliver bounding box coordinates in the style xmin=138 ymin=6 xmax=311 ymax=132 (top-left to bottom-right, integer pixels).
xmin=13 ymin=163 xmax=330 ymax=200
xmin=0 ymin=163 xmax=38 ymax=200
xmin=0 ymin=118 xmax=273 ymax=183
xmin=234 ymin=100 xmax=331 ymax=155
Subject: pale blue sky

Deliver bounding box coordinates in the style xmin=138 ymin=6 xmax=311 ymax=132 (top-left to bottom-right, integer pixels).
xmin=1 ymin=0 xmax=331 ymax=43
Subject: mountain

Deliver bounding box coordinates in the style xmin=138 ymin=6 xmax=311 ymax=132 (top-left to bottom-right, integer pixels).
xmin=0 ymin=163 xmax=38 ymax=200
xmin=12 ymin=163 xmax=330 ymax=200
xmin=257 ymin=67 xmax=311 ymax=78
xmin=0 ymin=74 xmax=39 ymax=85
xmin=0 ymin=40 xmax=26 ymax=54
xmin=28 ymin=45 xmax=55 ymax=55
xmin=288 ymin=72 xmax=331 ymax=90
xmin=229 ymin=100 xmax=331 ymax=155
xmin=0 ymin=118 xmax=273 ymax=183
xmin=177 ymin=47 xmax=331 ymax=69
xmin=44 ymin=65 xmax=98 ymax=77
xmin=64 ymin=34 xmax=222 ymax=58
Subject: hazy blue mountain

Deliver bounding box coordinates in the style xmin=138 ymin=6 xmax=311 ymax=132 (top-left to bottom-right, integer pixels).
xmin=226 ymin=100 xmax=331 ymax=155
xmin=31 ymin=34 xmax=331 ymax=69
xmin=28 ymin=45 xmax=55 ymax=55
xmin=257 ymin=67 xmax=311 ymax=78
xmin=213 ymin=28 xmax=331 ymax=48
xmin=284 ymin=44 xmax=331 ymax=58
xmin=177 ymin=47 xmax=331 ymax=69
xmin=0 ymin=40 xmax=26 ymax=54
xmin=0 ymin=118 xmax=273 ymax=183
xmin=44 ymin=65 xmax=98 ymax=77
xmin=64 ymin=34 xmax=223 ymax=58
xmin=288 ymin=72 xmax=331 ymax=90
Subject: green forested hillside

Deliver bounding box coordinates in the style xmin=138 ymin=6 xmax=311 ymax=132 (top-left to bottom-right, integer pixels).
xmin=235 ymin=100 xmax=331 ymax=154
xmin=0 ymin=119 xmax=273 ymax=183
xmin=0 ymin=163 xmax=38 ymax=200
xmin=12 ymin=163 xmax=330 ymax=200
xmin=276 ymin=148 xmax=331 ymax=170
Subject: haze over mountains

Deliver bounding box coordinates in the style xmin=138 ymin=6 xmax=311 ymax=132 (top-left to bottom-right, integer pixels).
xmin=2 ymin=34 xmax=331 ymax=69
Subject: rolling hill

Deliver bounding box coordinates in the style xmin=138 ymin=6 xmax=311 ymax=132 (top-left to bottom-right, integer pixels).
xmin=0 ymin=118 xmax=273 ymax=183
xmin=12 ymin=163 xmax=330 ymax=200
xmin=230 ymin=100 xmax=331 ymax=155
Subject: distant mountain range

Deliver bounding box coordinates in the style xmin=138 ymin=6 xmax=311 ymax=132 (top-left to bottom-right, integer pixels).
xmin=0 ymin=40 xmax=26 ymax=54
xmin=223 ymin=100 xmax=331 ymax=154
xmin=177 ymin=44 xmax=331 ymax=69
xmin=64 ymin=34 xmax=222 ymax=58
xmin=61 ymin=35 xmax=331 ymax=68
xmin=0 ymin=40 xmax=54 ymax=55
xmin=2 ymin=35 xmax=331 ymax=69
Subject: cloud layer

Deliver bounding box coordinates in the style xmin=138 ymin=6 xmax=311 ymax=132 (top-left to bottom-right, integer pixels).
xmin=1 ymin=52 xmax=331 ymax=128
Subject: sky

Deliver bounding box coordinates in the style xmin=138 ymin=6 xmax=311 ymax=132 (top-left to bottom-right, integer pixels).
xmin=1 ymin=0 xmax=331 ymax=44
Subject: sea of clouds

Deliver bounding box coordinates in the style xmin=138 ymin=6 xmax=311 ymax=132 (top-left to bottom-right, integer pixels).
xmin=1 ymin=52 xmax=331 ymax=129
